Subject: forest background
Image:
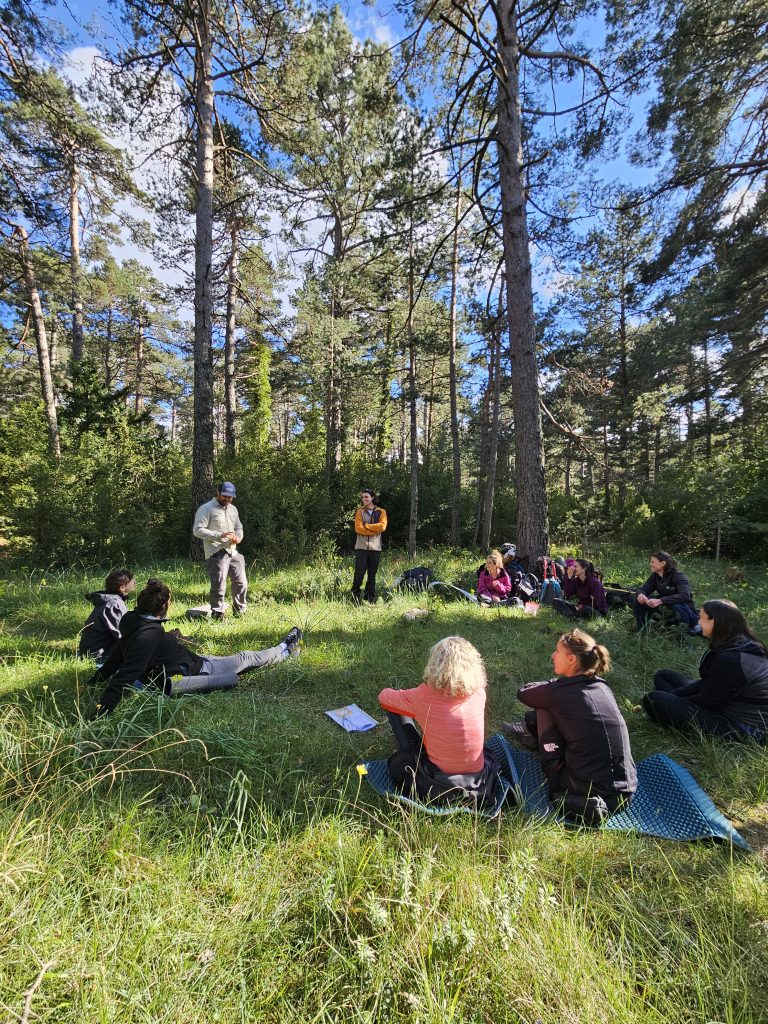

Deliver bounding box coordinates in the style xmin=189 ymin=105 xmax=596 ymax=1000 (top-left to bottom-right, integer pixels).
xmin=0 ymin=0 xmax=766 ymax=566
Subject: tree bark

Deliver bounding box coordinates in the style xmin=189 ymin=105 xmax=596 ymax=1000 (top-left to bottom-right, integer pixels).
xmin=480 ymin=282 xmax=504 ymax=550
xmin=224 ymin=225 xmax=239 ymax=454
xmin=191 ymin=1 xmax=216 ymax=545
xmin=407 ymin=225 xmax=418 ymax=558
xmin=134 ymin=287 xmax=144 ymax=413
xmin=15 ymin=225 xmax=60 ymax=460
xmin=496 ymin=0 xmax=549 ymax=560
xmin=69 ymin=155 xmax=84 ymax=363
xmin=448 ymin=177 xmax=462 ymax=547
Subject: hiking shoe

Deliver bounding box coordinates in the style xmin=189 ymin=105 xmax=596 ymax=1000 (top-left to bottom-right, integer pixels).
xmin=282 ymin=626 xmax=303 ymax=655
xmin=211 ymin=611 xmax=225 ymax=622
xmin=501 ymin=721 xmax=538 ymax=750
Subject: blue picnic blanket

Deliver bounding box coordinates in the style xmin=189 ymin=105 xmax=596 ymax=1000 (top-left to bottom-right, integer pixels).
xmin=361 ymin=734 xmax=750 ymax=849
xmin=484 ymin=733 xmax=750 ymax=850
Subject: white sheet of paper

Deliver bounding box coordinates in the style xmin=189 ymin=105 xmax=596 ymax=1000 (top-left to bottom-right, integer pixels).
xmin=325 ymin=704 xmax=379 ymax=732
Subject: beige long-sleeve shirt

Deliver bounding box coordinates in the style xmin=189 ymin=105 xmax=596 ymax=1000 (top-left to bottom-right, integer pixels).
xmin=193 ymin=498 xmax=244 ymax=559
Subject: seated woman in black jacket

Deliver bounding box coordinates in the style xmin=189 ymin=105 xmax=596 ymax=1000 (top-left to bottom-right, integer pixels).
xmin=643 ymin=600 xmax=768 ymax=742
xmin=503 ymin=630 xmax=637 ymax=825
xmin=88 ymin=579 xmax=302 ymax=716
xmin=633 ymin=550 xmax=700 ymax=632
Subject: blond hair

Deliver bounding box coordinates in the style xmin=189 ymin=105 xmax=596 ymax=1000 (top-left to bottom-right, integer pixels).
xmin=486 ymin=550 xmax=503 ymax=570
xmin=559 ymin=629 xmax=611 ymax=675
xmin=423 ymin=636 xmax=487 ymax=697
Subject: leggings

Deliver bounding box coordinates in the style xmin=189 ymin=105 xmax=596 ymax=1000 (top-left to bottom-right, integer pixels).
xmin=642 ymin=669 xmax=749 ymax=740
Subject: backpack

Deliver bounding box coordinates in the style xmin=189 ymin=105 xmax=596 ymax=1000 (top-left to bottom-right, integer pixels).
xmin=509 ymin=571 xmax=539 ymax=601
xmin=539 ymin=578 xmax=564 ymax=605
xmin=398 ymin=566 xmax=434 ymax=592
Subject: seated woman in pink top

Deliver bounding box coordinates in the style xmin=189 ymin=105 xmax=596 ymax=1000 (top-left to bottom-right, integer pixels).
xmin=476 ymin=550 xmax=512 ymax=604
xmin=378 ymin=636 xmax=498 ymax=805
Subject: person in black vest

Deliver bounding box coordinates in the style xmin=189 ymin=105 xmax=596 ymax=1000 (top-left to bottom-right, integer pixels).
xmin=643 ymin=600 xmax=768 ymax=742
xmin=88 ymin=579 xmax=302 ymax=716
xmin=633 ymin=551 xmax=700 ymax=633
xmin=503 ymin=629 xmax=637 ymax=825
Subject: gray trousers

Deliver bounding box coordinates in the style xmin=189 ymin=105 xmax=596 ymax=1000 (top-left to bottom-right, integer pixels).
xmin=206 ymin=550 xmax=248 ymax=613
xmin=199 ymin=645 xmax=286 ymax=677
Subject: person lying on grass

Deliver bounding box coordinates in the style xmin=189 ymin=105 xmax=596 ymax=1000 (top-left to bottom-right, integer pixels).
xmin=552 ymin=558 xmax=608 ymax=620
xmin=643 ymin=600 xmax=768 ymax=743
xmin=87 ymin=578 xmax=302 ymax=717
xmin=503 ymin=629 xmax=637 ymax=825
xmin=476 ymin=550 xmax=512 ymax=604
xmin=78 ymin=569 xmax=135 ymax=664
xmin=378 ymin=636 xmax=499 ymax=805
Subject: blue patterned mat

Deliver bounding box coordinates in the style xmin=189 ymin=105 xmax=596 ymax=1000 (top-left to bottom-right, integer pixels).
xmin=488 ymin=734 xmax=750 ymax=849
xmin=360 ymin=745 xmax=513 ymax=819
xmin=361 ymin=734 xmax=750 ymax=848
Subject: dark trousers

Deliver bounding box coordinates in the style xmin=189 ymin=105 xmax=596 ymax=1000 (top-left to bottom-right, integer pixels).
xmin=352 ymin=549 xmax=381 ymax=601
xmin=552 ymin=599 xmax=603 ymax=620
xmin=633 ymin=597 xmax=698 ymax=630
xmin=643 ymin=669 xmax=744 ymax=739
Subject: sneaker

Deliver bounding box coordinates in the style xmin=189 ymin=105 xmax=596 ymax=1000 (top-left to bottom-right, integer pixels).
xmin=211 ymin=611 xmax=225 ymax=622
xmin=282 ymin=626 xmax=303 ymax=655
xmin=501 ymin=721 xmax=538 ymax=750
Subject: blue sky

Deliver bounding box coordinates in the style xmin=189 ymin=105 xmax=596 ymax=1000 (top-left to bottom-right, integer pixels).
xmin=49 ymin=0 xmax=661 ymax=319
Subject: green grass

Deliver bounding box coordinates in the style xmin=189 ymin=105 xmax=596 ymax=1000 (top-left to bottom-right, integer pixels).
xmin=0 ymin=547 xmax=767 ymax=1023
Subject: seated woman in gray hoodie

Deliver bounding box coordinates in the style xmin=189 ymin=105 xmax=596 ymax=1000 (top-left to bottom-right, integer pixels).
xmin=78 ymin=569 xmax=135 ymax=664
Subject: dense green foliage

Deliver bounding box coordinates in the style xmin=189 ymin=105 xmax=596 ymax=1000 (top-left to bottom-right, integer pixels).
xmin=0 ymin=548 xmax=766 ymax=1022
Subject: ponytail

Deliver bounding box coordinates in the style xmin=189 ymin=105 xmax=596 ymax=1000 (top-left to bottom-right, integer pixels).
xmin=560 ymin=629 xmax=611 ymax=675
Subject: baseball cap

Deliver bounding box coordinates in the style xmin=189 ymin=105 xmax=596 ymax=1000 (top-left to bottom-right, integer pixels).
xmin=218 ymin=481 xmax=237 ymax=497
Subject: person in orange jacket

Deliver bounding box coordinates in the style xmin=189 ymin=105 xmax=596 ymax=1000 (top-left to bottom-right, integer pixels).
xmin=351 ymin=488 xmax=388 ymax=603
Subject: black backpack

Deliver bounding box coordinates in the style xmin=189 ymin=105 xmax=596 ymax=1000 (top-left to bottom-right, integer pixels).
xmin=398 ymin=566 xmax=434 ymax=592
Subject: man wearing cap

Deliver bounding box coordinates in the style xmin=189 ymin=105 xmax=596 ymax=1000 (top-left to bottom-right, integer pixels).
xmin=193 ymin=482 xmax=247 ymax=621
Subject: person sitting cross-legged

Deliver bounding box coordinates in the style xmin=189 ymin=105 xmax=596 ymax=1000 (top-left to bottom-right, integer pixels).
xmin=476 ymin=550 xmax=512 ymax=604
xmin=642 ymin=600 xmax=768 ymax=742
xmin=633 ymin=550 xmax=699 ymax=633
xmin=87 ymin=578 xmax=301 ymax=716
xmin=503 ymin=629 xmax=636 ymax=825
xmin=378 ymin=636 xmax=499 ymax=805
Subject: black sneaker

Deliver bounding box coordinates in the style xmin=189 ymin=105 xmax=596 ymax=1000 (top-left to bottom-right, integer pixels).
xmin=282 ymin=626 xmax=303 ymax=655
xmin=211 ymin=611 xmax=225 ymax=622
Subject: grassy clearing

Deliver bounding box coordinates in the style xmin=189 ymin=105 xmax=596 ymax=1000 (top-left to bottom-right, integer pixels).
xmin=0 ymin=547 xmax=767 ymax=1023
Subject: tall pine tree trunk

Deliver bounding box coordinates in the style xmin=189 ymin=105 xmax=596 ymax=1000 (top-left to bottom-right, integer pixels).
xmin=448 ymin=177 xmax=462 ymax=547
xmin=480 ymin=282 xmax=504 ymax=550
xmin=15 ymin=225 xmax=60 ymax=460
xmin=496 ymin=0 xmax=549 ymax=560
xmin=407 ymin=226 xmax=418 ymax=558
xmin=69 ymin=155 xmax=84 ymax=363
xmin=191 ymin=1 xmax=216 ymax=544
xmin=134 ymin=287 xmax=144 ymax=413
xmin=224 ymin=226 xmax=239 ymax=455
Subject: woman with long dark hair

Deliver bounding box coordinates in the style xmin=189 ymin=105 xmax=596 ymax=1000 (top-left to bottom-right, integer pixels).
xmin=553 ymin=559 xmax=607 ymax=619
xmin=642 ymin=599 xmax=768 ymax=741
xmin=88 ymin=579 xmax=302 ymax=716
xmin=633 ymin=551 xmax=699 ymax=632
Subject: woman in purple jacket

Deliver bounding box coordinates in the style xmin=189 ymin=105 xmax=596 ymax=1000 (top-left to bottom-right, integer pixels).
xmin=553 ymin=559 xmax=607 ymax=620
xmin=476 ymin=551 xmax=512 ymax=604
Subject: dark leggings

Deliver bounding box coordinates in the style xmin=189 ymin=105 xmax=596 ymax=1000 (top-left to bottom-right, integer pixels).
xmin=552 ymin=599 xmax=603 ymax=621
xmin=642 ymin=669 xmax=745 ymax=739
xmin=634 ymin=598 xmax=699 ymax=630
